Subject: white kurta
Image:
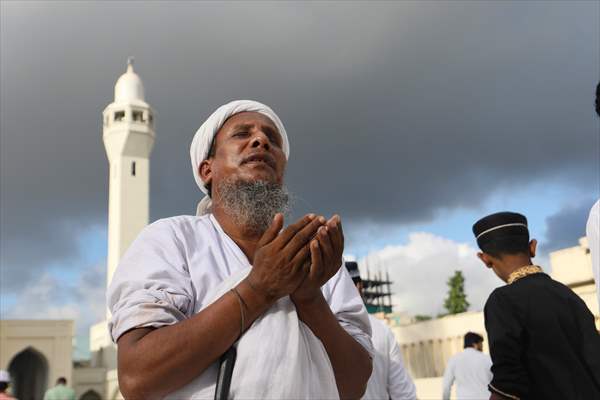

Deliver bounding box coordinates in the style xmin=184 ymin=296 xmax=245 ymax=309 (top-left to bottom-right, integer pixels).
xmin=363 ymin=315 xmax=416 ymax=400
xmin=108 ymin=214 xmax=373 ymax=399
xmin=442 ymin=348 xmax=492 ymax=400
xmin=586 ymin=199 xmax=599 ymax=308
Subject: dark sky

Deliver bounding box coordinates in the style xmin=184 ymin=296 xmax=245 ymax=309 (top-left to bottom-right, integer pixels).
xmin=1 ymin=1 xmax=599 ymax=298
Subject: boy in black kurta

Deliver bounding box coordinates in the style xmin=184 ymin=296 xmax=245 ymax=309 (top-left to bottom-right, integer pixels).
xmin=473 ymin=212 xmax=600 ymax=400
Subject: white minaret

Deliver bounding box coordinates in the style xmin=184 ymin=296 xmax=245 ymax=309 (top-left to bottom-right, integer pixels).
xmin=102 ymin=58 xmax=155 ymax=290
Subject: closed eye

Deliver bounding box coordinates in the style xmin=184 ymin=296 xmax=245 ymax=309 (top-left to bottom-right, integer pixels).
xmin=263 ymin=128 xmax=282 ymax=147
xmin=266 ymin=132 xmax=282 ymax=147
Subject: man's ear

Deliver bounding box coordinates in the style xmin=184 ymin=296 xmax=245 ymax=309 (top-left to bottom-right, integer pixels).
xmin=529 ymin=239 xmax=537 ymax=258
xmin=199 ymin=159 xmax=212 ymax=188
xmin=477 ymin=252 xmax=493 ymax=269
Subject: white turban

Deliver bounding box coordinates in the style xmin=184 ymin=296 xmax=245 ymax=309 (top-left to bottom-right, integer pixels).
xmin=190 ymin=100 xmax=290 ymax=215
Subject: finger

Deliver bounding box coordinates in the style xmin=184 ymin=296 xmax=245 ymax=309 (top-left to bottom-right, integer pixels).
xmin=317 ymin=225 xmax=334 ymax=263
xmin=290 ymin=244 xmax=311 ymax=275
xmin=327 ymin=215 xmax=344 ymax=255
xmin=258 ymin=213 xmax=284 ymax=247
xmin=284 ymin=215 xmax=326 ymax=256
xmin=325 ymin=218 xmax=344 ymax=277
xmin=273 ymin=214 xmax=316 ymax=249
xmin=337 ymin=216 xmax=345 ymax=249
xmin=309 ymin=239 xmax=323 ymax=281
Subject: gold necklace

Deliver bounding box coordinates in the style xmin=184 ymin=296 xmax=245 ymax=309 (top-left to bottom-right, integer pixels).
xmin=507 ymin=265 xmax=543 ymax=285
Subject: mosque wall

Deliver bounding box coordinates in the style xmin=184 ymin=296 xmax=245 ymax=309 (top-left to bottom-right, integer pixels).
xmin=0 ymin=320 xmax=74 ymax=397
xmin=72 ymin=367 xmax=105 ymax=399
xmin=550 ymin=237 xmax=593 ymax=287
xmin=388 ymin=312 xmax=488 ymax=399
xmin=391 ymin=311 xmax=489 ymax=380
xmin=550 ymin=236 xmax=599 ymax=322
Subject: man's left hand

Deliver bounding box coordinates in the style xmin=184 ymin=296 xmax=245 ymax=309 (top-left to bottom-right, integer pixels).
xmin=291 ymin=215 xmax=344 ymax=304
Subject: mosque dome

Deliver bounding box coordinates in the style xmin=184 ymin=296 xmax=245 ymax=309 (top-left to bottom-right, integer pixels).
xmin=114 ymin=58 xmax=145 ymax=102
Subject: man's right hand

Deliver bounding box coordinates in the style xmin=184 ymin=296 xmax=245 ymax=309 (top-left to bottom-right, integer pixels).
xmin=247 ymin=213 xmax=326 ymax=302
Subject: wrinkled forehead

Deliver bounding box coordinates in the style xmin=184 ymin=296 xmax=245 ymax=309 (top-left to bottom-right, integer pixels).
xmin=217 ymin=111 xmax=281 ymax=139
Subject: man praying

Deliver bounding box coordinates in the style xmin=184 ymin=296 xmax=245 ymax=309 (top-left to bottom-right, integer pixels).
xmin=108 ymin=100 xmax=373 ymax=399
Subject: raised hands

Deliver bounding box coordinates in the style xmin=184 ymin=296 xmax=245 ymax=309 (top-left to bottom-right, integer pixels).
xmin=246 ymin=213 xmax=344 ymax=305
xmin=246 ymin=213 xmax=326 ymax=303
xmin=291 ymin=215 xmax=345 ymax=304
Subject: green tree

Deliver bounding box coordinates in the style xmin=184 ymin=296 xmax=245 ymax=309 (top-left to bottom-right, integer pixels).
xmin=414 ymin=315 xmax=432 ymax=322
xmin=444 ymin=270 xmax=469 ymax=314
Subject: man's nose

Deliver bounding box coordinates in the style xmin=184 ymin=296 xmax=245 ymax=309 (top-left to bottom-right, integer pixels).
xmin=250 ymin=132 xmax=270 ymax=151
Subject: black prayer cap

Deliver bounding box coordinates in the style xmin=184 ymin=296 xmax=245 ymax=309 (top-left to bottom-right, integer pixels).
xmin=345 ymin=261 xmax=362 ymax=284
xmin=472 ymin=211 xmax=529 ymax=251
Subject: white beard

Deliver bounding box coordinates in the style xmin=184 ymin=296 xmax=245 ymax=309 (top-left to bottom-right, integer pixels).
xmin=215 ymin=178 xmax=291 ymax=234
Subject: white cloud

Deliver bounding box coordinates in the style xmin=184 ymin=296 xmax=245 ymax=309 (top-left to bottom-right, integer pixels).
xmin=359 ymin=232 xmax=502 ymax=317
xmin=6 ymin=262 xmax=106 ymax=359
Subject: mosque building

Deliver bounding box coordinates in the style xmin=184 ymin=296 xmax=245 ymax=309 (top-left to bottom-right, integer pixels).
xmin=0 ymin=59 xmax=154 ymax=400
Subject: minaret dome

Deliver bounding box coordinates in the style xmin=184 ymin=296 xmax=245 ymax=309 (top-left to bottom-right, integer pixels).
xmin=114 ymin=57 xmax=145 ymax=102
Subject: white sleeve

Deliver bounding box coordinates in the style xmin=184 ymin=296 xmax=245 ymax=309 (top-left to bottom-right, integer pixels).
xmin=442 ymin=356 xmax=455 ymax=400
xmin=485 ymin=352 xmax=493 ymax=383
xmin=586 ymin=200 xmax=600 ymax=308
xmin=387 ymin=327 xmax=417 ymax=400
xmin=322 ymin=265 xmax=374 ymax=358
xmin=107 ymin=219 xmax=194 ymax=342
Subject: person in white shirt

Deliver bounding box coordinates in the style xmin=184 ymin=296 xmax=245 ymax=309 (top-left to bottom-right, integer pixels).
xmin=442 ymin=332 xmax=492 ymax=400
xmin=346 ymin=262 xmax=417 ymax=400
xmin=0 ymin=370 xmax=16 ymax=400
xmin=586 ymin=82 xmax=600 ymax=309
xmin=108 ymin=100 xmax=373 ymax=399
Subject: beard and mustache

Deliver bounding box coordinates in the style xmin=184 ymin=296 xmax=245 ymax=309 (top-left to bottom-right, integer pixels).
xmin=213 ymin=177 xmax=291 ymax=235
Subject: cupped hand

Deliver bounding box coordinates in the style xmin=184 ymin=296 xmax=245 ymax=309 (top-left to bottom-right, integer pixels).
xmin=247 ymin=213 xmax=327 ymax=303
xmin=291 ymin=214 xmax=344 ymax=304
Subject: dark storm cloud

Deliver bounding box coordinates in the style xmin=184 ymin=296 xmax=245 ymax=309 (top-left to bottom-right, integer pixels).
xmin=1 ymin=1 xmax=598 ymax=293
xmin=542 ymin=198 xmax=597 ymax=253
